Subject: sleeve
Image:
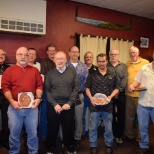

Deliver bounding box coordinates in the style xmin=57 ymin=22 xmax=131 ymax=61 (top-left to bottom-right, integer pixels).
xmin=116 ymin=64 xmax=128 ymax=92
xmin=45 ymin=71 xmax=57 ymax=107
xmin=1 ymin=68 xmax=12 ymax=94
xmin=67 ymin=70 xmax=80 ymax=106
xmin=81 ymin=65 xmax=89 ymax=92
xmin=35 ymin=69 xmax=43 ymax=90
xmin=84 ymin=74 xmax=92 ymax=89
xmin=135 ymin=67 xmax=143 ymax=84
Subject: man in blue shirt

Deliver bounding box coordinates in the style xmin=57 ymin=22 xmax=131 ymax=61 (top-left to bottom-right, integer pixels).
xmin=66 ymin=46 xmax=88 ymax=144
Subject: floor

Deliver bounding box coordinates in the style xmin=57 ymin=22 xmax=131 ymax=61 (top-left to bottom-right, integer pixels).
xmin=0 ymin=125 xmax=154 ymax=154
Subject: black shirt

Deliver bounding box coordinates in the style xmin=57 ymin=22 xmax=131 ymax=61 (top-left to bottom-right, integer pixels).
xmin=85 ymin=69 xmax=119 ymax=113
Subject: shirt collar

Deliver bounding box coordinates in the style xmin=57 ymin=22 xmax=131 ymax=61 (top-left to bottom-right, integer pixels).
xmin=56 ymin=66 xmax=66 ymax=73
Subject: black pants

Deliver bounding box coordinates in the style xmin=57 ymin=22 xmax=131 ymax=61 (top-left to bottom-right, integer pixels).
xmin=112 ymin=93 xmax=126 ymax=138
xmin=46 ymin=102 xmax=75 ymax=151
xmin=0 ymin=94 xmax=9 ymax=144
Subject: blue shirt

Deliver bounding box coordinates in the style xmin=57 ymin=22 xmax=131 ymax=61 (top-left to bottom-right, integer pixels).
xmin=66 ymin=60 xmax=88 ymax=92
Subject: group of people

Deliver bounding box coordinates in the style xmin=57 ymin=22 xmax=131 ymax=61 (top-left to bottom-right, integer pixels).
xmin=0 ymin=44 xmax=153 ymax=154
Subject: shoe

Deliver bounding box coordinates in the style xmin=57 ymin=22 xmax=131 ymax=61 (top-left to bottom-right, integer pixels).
xmin=105 ymin=146 xmax=113 ymax=154
xmin=67 ymin=151 xmax=77 ymax=154
xmin=90 ymin=147 xmax=98 ymax=154
xmin=115 ymin=138 xmax=123 ymax=144
xmin=135 ymin=148 xmax=149 ymax=154
xmin=80 ymin=134 xmax=85 ymax=141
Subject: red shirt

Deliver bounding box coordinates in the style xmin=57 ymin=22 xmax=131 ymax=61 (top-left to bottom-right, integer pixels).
xmin=2 ymin=64 xmax=43 ymax=101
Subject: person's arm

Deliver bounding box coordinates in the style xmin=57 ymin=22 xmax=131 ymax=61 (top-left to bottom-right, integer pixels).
xmin=117 ymin=64 xmax=128 ymax=92
xmin=66 ymin=70 xmax=80 ymax=106
xmin=108 ymin=89 xmax=119 ymax=101
xmin=85 ymin=88 xmax=95 ymax=106
xmin=128 ymin=81 xmax=140 ymax=93
xmin=4 ymin=91 xmax=21 ymax=110
xmin=32 ymin=89 xmax=43 ymax=109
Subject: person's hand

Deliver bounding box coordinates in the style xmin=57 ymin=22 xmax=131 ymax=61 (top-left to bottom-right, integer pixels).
xmin=54 ymin=104 xmax=63 ymax=114
xmin=12 ymin=100 xmax=22 ymax=110
xmin=90 ymin=97 xmax=96 ymax=107
xmin=62 ymin=104 xmax=70 ymax=110
xmin=113 ymin=94 xmax=119 ymax=99
xmin=128 ymin=84 xmax=135 ymax=93
xmin=31 ymin=99 xmax=41 ymax=109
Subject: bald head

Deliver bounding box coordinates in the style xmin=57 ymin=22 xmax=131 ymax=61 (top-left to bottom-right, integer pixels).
xmin=16 ymin=47 xmax=29 ymax=67
xmin=54 ymin=51 xmax=67 ymax=69
xmin=0 ymin=49 xmax=6 ymax=64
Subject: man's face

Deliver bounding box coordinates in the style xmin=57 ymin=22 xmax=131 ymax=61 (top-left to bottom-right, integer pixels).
xmin=28 ymin=49 xmax=37 ymax=64
xmin=47 ymin=46 xmax=56 ymax=60
xmin=16 ymin=47 xmax=29 ymax=67
xmin=109 ymin=50 xmax=119 ymax=63
xmin=97 ymin=56 xmax=108 ymax=70
xmin=0 ymin=49 xmax=6 ymax=64
xmin=129 ymin=49 xmax=139 ymax=62
xmin=54 ymin=52 xmax=67 ymax=69
xmin=69 ymin=46 xmax=80 ymax=62
xmin=84 ymin=52 xmax=93 ymax=65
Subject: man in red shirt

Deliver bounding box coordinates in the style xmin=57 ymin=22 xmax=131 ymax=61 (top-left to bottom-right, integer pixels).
xmin=2 ymin=47 xmax=43 ymax=154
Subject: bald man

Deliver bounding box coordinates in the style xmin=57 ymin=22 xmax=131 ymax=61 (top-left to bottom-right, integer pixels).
xmin=45 ymin=51 xmax=79 ymax=154
xmin=2 ymin=47 xmax=43 ymax=154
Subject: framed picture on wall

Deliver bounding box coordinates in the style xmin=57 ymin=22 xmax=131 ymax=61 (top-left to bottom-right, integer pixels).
xmin=140 ymin=37 xmax=149 ymax=48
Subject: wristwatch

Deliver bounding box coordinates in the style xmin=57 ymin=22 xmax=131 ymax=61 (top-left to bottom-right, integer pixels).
xmin=36 ymin=96 xmax=42 ymax=101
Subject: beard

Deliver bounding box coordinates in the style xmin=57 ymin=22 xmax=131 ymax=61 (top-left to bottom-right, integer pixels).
xmin=19 ymin=60 xmax=27 ymax=65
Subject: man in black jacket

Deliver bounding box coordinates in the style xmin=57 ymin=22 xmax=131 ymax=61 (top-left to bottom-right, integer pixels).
xmin=0 ymin=49 xmax=10 ymax=150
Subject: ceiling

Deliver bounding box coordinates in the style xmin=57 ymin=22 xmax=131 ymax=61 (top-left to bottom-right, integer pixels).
xmin=70 ymin=0 xmax=154 ymax=20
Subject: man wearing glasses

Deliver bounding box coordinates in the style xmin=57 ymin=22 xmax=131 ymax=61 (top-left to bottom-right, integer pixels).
xmin=108 ymin=49 xmax=127 ymax=144
xmin=2 ymin=47 xmax=43 ymax=154
xmin=66 ymin=46 xmax=88 ymax=145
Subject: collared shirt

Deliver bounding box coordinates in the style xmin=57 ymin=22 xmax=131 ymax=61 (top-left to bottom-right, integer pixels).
xmin=108 ymin=62 xmax=127 ymax=92
xmin=135 ymin=62 xmax=154 ymax=107
xmin=85 ymin=69 xmax=119 ymax=112
xmin=56 ymin=66 xmax=66 ymax=73
xmin=89 ymin=64 xmax=98 ymax=74
xmin=66 ymin=60 xmax=88 ymax=92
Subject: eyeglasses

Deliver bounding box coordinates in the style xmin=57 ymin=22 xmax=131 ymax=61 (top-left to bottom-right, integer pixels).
xmin=110 ymin=54 xmax=118 ymax=56
xmin=70 ymin=51 xmax=79 ymax=54
xmin=28 ymin=53 xmax=36 ymax=56
xmin=55 ymin=58 xmax=66 ymax=61
xmin=17 ymin=53 xmax=29 ymax=57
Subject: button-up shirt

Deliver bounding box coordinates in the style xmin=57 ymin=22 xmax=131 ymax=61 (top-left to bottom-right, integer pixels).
xmin=66 ymin=60 xmax=88 ymax=92
xmin=135 ymin=62 xmax=154 ymax=107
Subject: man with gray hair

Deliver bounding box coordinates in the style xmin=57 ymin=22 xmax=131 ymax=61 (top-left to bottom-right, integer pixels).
xmin=108 ymin=49 xmax=127 ymax=144
xmin=125 ymin=46 xmax=149 ymax=142
xmin=2 ymin=47 xmax=43 ymax=154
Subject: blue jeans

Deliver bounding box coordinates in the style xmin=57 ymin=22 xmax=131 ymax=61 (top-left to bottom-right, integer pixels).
xmin=8 ymin=105 xmax=38 ymax=154
xmin=137 ymin=104 xmax=154 ymax=149
xmin=89 ymin=111 xmax=113 ymax=147
xmin=82 ymin=94 xmax=90 ymax=135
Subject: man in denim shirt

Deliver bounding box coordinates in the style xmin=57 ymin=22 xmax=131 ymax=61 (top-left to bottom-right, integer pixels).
xmin=66 ymin=46 xmax=88 ymax=144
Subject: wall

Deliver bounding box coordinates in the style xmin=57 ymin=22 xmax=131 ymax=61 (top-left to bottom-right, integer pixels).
xmin=0 ymin=0 xmax=154 ymax=63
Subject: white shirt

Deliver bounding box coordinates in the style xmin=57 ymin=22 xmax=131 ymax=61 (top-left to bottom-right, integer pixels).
xmin=33 ymin=62 xmax=41 ymax=72
xmin=135 ymin=62 xmax=154 ymax=107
